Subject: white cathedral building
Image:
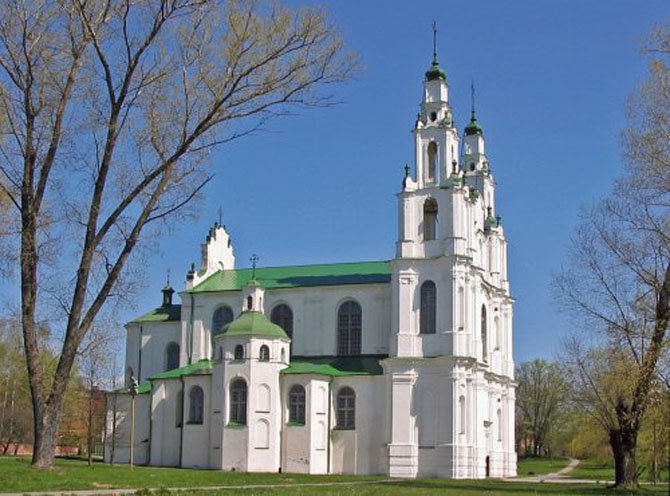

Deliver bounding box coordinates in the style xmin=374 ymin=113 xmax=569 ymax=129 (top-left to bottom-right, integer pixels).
xmin=105 ymin=48 xmax=517 ymax=479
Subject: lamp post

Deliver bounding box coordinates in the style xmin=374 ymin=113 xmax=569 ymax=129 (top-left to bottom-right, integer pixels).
xmin=128 ymin=376 xmax=139 ymax=470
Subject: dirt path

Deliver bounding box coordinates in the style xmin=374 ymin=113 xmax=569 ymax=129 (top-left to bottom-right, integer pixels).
xmin=511 ymin=457 xmax=589 ymax=483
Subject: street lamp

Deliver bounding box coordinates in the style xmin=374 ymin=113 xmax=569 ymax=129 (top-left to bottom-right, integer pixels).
xmin=128 ymin=375 xmax=139 ymax=471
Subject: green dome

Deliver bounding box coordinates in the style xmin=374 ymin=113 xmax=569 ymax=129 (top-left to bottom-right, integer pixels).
xmin=464 ymin=111 xmax=483 ymax=136
xmin=425 ymin=62 xmax=446 ymax=81
xmin=425 ymin=54 xmax=446 ymax=81
xmin=222 ymin=311 xmax=289 ymax=339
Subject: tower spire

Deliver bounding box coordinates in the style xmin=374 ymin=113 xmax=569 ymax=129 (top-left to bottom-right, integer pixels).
xmin=432 ymin=21 xmax=438 ymax=63
xmin=425 ymin=22 xmax=446 ymax=82
xmin=471 ymin=79 xmax=476 ymax=119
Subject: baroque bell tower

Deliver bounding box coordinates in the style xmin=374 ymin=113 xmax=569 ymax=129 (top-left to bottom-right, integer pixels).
xmin=384 ymin=28 xmax=516 ymax=479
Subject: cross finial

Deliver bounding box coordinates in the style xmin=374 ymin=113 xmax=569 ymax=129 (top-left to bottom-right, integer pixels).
xmin=218 ymin=206 xmax=223 ymax=226
xmin=432 ymin=21 xmax=438 ymax=63
xmin=404 ymin=164 xmax=410 ymax=178
xmin=250 ymin=254 xmax=259 ymax=279
xmin=471 ymin=79 xmax=476 ymax=119
xmin=166 ymin=269 xmax=170 ymax=285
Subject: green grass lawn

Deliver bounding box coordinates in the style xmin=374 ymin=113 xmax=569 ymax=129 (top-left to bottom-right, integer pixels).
xmin=516 ymin=456 xmax=571 ymax=476
xmin=132 ymin=480 xmax=670 ymax=496
xmin=568 ymin=460 xmax=616 ymax=481
xmin=0 ymin=457 xmax=379 ymax=492
xmin=568 ymin=459 xmax=669 ymax=483
xmin=0 ymin=456 xmax=667 ymax=496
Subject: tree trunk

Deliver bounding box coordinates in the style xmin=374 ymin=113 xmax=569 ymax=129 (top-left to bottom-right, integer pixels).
xmin=31 ymin=400 xmax=65 ymax=468
xmin=609 ymin=428 xmax=638 ymax=488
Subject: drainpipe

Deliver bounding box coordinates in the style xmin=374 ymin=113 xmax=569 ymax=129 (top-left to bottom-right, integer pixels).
xmin=178 ymin=377 xmax=185 ymax=467
xmin=327 ymin=376 xmax=333 ymax=474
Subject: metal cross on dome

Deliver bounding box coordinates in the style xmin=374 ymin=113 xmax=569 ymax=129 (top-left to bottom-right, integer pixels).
xmin=250 ymin=254 xmax=259 ymax=279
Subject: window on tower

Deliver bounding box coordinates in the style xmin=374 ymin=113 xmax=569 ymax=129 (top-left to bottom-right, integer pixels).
xmin=423 ymin=198 xmax=438 ymax=241
xmin=229 ymin=379 xmax=247 ymax=424
xmin=259 ymin=344 xmax=270 ymax=362
xmin=427 ymin=142 xmax=437 ymax=183
xmin=420 ymin=281 xmax=437 ymax=334
xmin=234 ymin=344 xmax=244 ymax=360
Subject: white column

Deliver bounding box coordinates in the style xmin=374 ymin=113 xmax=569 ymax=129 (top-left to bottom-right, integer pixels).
xmin=388 ymin=371 xmax=418 ymax=477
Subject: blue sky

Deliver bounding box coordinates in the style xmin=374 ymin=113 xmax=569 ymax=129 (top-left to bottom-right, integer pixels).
xmin=4 ymin=1 xmax=668 ymax=363
xmin=137 ymin=1 xmax=667 ymax=363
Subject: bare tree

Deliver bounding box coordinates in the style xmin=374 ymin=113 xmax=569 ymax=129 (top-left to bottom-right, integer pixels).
xmin=554 ymin=26 xmax=670 ymax=488
xmin=0 ymin=0 xmax=357 ymax=467
xmin=516 ymin=359 xmax=568 ymax=458
xmin=77 ymin=323 xmax=119 ymax=465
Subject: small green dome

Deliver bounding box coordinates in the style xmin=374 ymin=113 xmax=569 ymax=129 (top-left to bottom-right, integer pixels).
xmin=465 ymin=111 xmax=483 ymax=136
xmin=222 ymin=311 xmax=289 ymax=339
xmin=425 ymin=54 xmax=446 ymax=81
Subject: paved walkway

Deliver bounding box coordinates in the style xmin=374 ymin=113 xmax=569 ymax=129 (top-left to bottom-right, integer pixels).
xmin=509 ymin=457 xmax=605 ymax=484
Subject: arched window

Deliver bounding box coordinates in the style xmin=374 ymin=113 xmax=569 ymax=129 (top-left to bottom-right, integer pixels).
xmin=494 ymin=316 xmax=500 ymax=351
xmin=189 ymin=386 xmax=204 ymax=424
xmin=427 ymin=141 xmax=437 ymax=183
xmin=481 ymin=305 xmax=488 ymax=362
xmin=259 ymin=345 xmax=270 ymax=362
xmin=246 ymin=296 xmax=253 ymax=310
xmin=420 ymin=281 xmax=437 ymax=334
xmin=336 ymin=387 xmax=355 ymax=430
xmin=288 ymin=385 xmax=306 ymax=424
xmin=281 ymin=348 xmax=286 ymax=363
xmin=459 ymin=395 xmax=466 ymax=434
xmin=230 ymin=379 xmax=247 ymax=424
xmin=337 ymin=301 xmax=362 ymax=356
xmin=165 ymin=342 xmax=180 ymax=371
xmin=270 ymin=304 xmax=293 ymax=339
xmin=212 ymin=305 xmax=234 ymax=336
xmin=424 ymin=198 xmax=438 ymax=241
xmin=234 ymin=344 xmax=244 ymax=360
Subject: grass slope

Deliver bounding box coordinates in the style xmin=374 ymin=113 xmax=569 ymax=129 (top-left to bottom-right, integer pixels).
xmin=0 ymin=457 xmax=667 ymax=496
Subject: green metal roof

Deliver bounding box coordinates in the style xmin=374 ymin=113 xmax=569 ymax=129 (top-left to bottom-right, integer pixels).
xmin=222 ymin=311 xmax=289 ymax=339
xmin=131 ymin=304 xmax=181 ymax=323
xmin=149 ymin=359 xmax=213 ymax=381
xmin=425 ymin=55 xmax=447 ymax=82
xmin=465 ymin=111 xmax=484 ymax=136
xmin=281 ymin=355 xmax=386 ymax=377
xmin=191 ymin=261 xmax=391 ymax=293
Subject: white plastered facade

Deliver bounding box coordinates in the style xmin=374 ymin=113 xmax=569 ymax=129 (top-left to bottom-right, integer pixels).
xmin=105 ymin=56 xmax=516 ymax=478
